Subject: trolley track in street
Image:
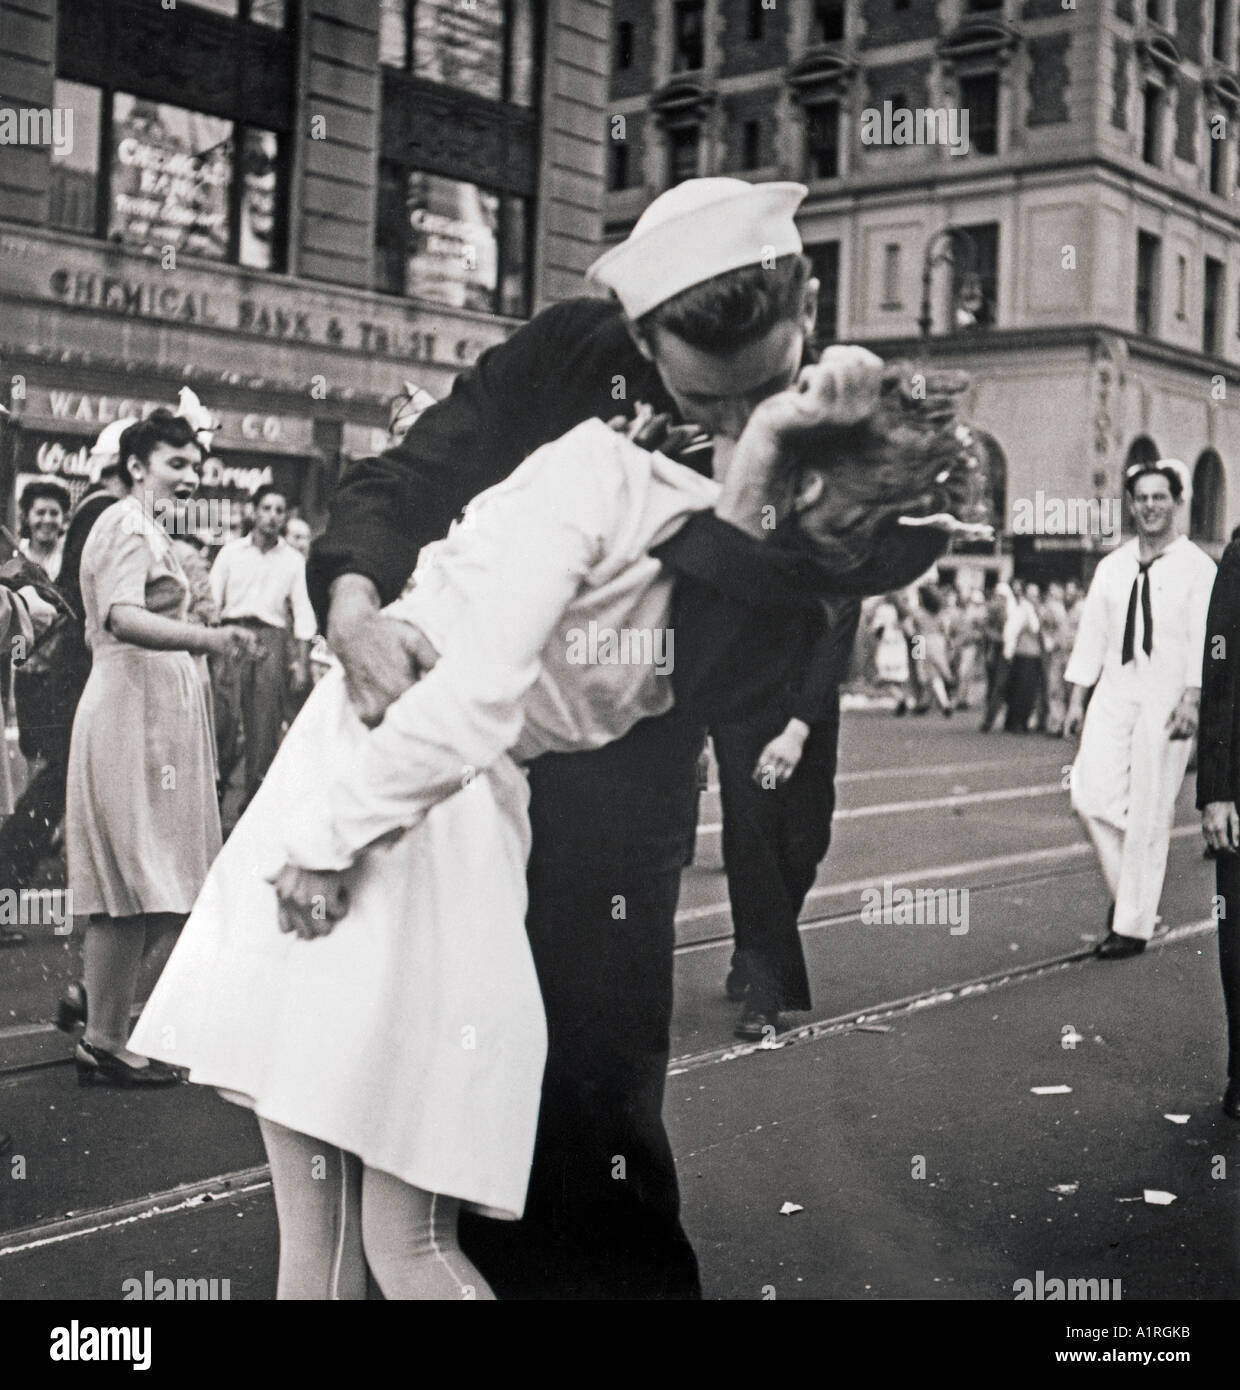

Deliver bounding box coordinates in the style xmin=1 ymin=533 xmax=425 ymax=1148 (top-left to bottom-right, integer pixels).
xmin=0 ymin=912 xmax=1215 ymax=1260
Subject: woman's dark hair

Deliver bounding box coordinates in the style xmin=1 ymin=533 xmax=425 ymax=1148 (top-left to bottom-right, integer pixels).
xmin=786 ymin=364 xmax=990 ymax=597
xmin=118 ymin=409 xmax=201 ymax=485
xmin=1123 ymin=462 xmax=1184 ymax=501
xmin=634 ymin=253 xmax=811 ymax=354
xmin=18 ymin=480 xmax=71 ymax=518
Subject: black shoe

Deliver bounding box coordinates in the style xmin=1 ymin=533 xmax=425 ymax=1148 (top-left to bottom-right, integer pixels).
xmin=56 ymin=980 xmax=87 ymax=1033
xmin=1094 ymin=931 xmax=1146 ymax=960
xmin=74 ymin=1041 xmax=180 ymax=1088
xmin=942 ymin=705 xmax=953 ymax=718
xmin=724 ymin=968 xmax=749 ymax=1003
xmin=893 ymin=701 xmax=907 ymax=717
xmin=912 ymin=704 xmax=930 ymax=716
xmin=0 ymin=927 xmax=25 ymax=948
xmin=1224 ymin=1080 xmax=1240 ymax=1120
xmin=734 ymin=1001 xmax=783 ymax=1041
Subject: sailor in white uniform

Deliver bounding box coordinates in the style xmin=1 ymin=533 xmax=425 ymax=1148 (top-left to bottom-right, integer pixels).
xmin=1064 ymin=459 xmax=1216 ymax=957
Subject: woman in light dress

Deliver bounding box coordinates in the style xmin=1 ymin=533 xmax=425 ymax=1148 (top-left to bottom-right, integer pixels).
xmin=130 ymin=359 xmax=988 ymax=1299
xmin=65 ymin=410 xmax=261 ymax=1087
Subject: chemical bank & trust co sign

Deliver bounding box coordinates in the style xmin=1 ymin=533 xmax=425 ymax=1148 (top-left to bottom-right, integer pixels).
xmin=0 ymin=232 xmax=502 ymax=367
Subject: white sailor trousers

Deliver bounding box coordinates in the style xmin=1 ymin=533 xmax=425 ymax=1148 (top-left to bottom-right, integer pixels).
xmin=1069 ymin=680 xmax=1190 ymax=941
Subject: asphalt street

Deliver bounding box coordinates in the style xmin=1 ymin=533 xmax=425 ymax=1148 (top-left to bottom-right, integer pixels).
xmin=1 ymin=706 xmax=1236 ymax=1304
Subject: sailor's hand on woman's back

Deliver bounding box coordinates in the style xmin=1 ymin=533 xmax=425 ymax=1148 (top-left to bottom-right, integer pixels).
xmin=328 ymin=574 xmax=441 ymax=728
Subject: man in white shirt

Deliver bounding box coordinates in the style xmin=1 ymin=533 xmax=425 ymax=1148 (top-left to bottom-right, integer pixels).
xmin=210 ymin=485 xmax=317 ymax=806
xmin=1064 ymin=460 xmax=1216 ymax=957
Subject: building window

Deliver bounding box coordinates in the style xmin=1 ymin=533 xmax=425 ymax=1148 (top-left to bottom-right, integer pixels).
xmin=741 ymin=119 xmax=762 ymax=170
xmin=808 ymin=240 xmax=840 ymax=344
xmin=881 ymin=243 xmax=902 ymax=309
xmin=1141 ymin=84 xmax=1162 ymax=164
xmin=185 ymin=0 xmax=284 ymax=17
xmin=1176 ymin=253 xmax=1188 ymax=317
xmin=954 ymin=222 xmax=999 ymax=328
xmin=1136 ymin=229 xmax=1161 ymax=334
xmin=1211 ymin=123 xmax=1227 ymax=194
xmin=673 ymin=1 xmax=705 ymax=72
xmin=1147 ymin=0 xmax=1165 ymax=23
xmin=48 ymin=79 xmax=102 ymax=235
xmin=967 ymin=0 xmax=1004 ymax=9
xmin=1205 ymin=255 xmax=1224 ymax=353
xmin=1215 ymin=0 xmax=1231 ymax=61
xmin=616 ymin=20 xmax=634 ymax=69
xmin=894 ymin=0 xmax=910 ymax=8
xmin=1192 ymin=449 xmax=1227 ymax=541
xmin=610 ymin=140 xmax=631 ymax=190
xmin=668 ymin=126 xmax=699 ymax=185
xmin=813 ymin=0 xmax=845 ymax=43
xmin=805 ymin=101 xmax=840 ymax=179
xmin=958 ymin=73 xmax=999 ymax=155
xmin=49 ymin=82 xmax=286 ymax=270
xmin=375 ymin=166 xmax=531 ymax=317
xmin=380 ymin=0 xmax=540 ymax=108
xmin=748 ymin=0 xmax=765 ymax=40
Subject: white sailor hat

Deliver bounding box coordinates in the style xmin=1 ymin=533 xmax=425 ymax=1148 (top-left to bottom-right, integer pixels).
xmin=1124 ymin=456 xmax=1191 ymax=496
xmin=586 ymin=177 xmax=808 ymax=322
xmin=89 ymin=417 xmax=140 ymax=463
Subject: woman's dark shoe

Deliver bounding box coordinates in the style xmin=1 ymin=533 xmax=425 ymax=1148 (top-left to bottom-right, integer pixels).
xmin=74 ymin=1041 xmax=179 ymax=1088
xmin=1224 ymin=1080 xmax=1240 ymax=1120
xmin=56 ymin=980 xmax=87 ymax=1033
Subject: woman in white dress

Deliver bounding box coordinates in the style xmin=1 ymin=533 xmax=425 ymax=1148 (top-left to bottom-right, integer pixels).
xmin=130 ymin=358 xmax=989 ymax=1299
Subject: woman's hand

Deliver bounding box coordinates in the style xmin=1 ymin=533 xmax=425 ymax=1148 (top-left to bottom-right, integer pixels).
xmin=214 ymin=624 xmax=265 ymax=662
xmin=270 ymin=864 xmax=351 ymax=939
xmin=716 ymin=347 xmax=885 ymax=537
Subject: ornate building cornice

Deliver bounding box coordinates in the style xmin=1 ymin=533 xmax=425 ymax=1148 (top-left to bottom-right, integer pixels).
xmin=937 ymin=19 xmax=1022 ymax=70
xmin=786 ymin=45 xmax=860 ymax=104
xmin=649 ymin=78 xmax=718 ymax=130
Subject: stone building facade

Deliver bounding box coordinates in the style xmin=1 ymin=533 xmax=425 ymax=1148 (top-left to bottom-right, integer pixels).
xmin=604 ymin=0 xmax=1240 ymax=581
xmin=0 ymin=0 xmax=609 ymax=531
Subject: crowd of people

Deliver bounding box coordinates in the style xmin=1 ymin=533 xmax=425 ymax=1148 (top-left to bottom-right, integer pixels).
xmin=862 ymin=577 xmax=1085 ymax=732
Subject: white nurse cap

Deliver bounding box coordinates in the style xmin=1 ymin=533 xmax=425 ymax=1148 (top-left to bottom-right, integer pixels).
xmin=586 ymin=177 xmax=808 ymax=321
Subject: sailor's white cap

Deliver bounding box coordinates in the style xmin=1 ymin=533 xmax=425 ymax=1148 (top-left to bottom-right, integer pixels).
xmin=89 ymin=417 xmax=140 ymax=462
xmin=586 ymin=177 xmax=808 ymax=322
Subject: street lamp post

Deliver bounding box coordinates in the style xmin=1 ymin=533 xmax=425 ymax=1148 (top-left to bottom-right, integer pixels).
xmin=919 ymin=226 xmax=984 ymax=338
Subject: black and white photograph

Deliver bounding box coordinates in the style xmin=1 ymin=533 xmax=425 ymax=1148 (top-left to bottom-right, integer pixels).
xmin=0 ymin=0 xmax=1236 ymax=1351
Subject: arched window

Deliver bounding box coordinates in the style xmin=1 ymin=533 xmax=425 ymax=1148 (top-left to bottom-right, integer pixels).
xmin=1191 ymin=449 xmax=1226 ymax=542
xmin=976 ymin=430 xmax=1007 ymax=530
xmin=1121 ymin=435 xmax=1160 ymax=536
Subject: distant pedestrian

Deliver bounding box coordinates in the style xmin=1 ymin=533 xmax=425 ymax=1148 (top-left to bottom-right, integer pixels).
xmin=17 ymin=479 xmax=70 ymax=581
xmin=1003 ymin=580 xmax=1043 ymax=732
xmin=1038 ymin=581 xmax=1070 ymax=735
xmin=209 ymin=484 xmax=315 ymax=808
xmin=953 ymin=589 xmax=986 ymax=709
xmin=908 ymin=584 xmax=954 ymax=716
xmin=1064 ymin=459 xmax=1215 ymax=959
xmin=980 ymin=581 xmax=1013 ymax=731
xmin=871 ymin=592 xmax=911 ymax=712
